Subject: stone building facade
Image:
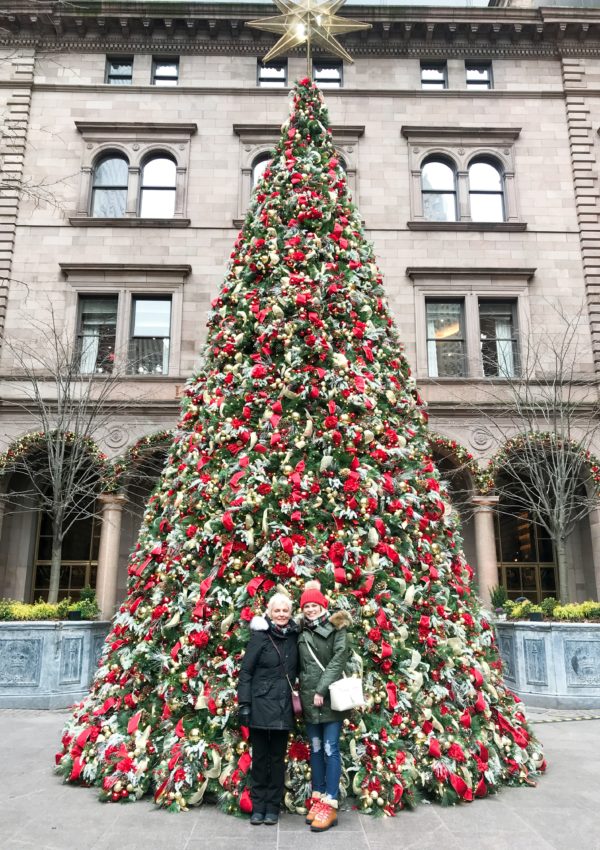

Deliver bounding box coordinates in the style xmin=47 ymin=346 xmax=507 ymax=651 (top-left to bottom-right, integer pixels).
xmin=1 ymin=0 xmax=600 ymax=616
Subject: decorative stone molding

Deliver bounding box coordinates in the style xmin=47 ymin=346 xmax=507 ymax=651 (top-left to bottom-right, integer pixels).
xmin=73 ymin=121 xmax=197 ymax=222
xmin=560 ymin=58 xmax=600 ymax=373
xmin=3 ymin=4 xmax=600 ymax=55
xmin=0 ymin=49 xmax=34 ymax=342
xmin=407 ymin=267 xmax=534 ymax=381
xmin=402 ymin=125 xmax=522 ymax=227
xmin=60 ymin=263 xmax=191 ymax=378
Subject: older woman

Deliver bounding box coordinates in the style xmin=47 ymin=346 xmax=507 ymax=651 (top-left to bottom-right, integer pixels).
xmin=237 ymin=592 xmax=298 ymax=826
xmin=298 ymin=581 xmax=351 ymax=833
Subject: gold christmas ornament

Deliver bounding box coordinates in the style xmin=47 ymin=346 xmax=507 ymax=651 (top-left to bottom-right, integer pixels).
xmin=247 ymin=0 xmax=371 ymax=73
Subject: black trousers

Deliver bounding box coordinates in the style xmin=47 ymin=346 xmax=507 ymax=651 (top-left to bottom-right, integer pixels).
xmin=249 ymin=727 xmax=289 ymax=813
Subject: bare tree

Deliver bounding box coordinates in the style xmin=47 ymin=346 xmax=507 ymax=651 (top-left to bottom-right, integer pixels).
xmin=0 ymin=309 xmax=139 ymax=603
xmin=453 ymin=303 xmax=600 ymax=603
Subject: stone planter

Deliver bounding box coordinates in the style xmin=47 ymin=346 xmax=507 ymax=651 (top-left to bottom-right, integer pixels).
xmin=0 ymin=620 xmax=110 ymax=709
xmin=495 ymin=620 xmax=600 ymax=709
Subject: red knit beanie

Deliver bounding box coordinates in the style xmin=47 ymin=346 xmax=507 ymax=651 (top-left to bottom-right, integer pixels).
xmin=300 ymin=580 xmax=328 ymax=610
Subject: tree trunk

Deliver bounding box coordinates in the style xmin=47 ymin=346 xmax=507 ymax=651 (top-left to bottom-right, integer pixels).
xmin=47 ymin=517 xmax=64 ymax=604
xmin=556 ymin=536 xmax=570 ymax=603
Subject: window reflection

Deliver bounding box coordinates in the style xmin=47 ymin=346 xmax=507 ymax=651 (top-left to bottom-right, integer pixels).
xmin=469 ymin=159 xmax=505 ymax=222
xmin=91 ymin=155 xmax=128 ymax=217
xmin=140 ymin=156 xmax=176 ymax=218
xmin=422 ymin=159 xmax=457 ymax=221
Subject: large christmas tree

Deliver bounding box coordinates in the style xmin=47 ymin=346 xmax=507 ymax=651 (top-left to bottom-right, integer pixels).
xmin=56 ymin=79 xmax=545 ymax=815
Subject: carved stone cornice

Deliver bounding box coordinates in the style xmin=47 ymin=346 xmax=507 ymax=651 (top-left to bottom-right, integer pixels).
xmin=3 ymin=2 xmax=600 ymax=55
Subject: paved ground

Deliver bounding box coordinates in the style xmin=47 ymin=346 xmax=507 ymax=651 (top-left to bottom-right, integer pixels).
xmin=1 ymin=707 xmax=600 ymax=850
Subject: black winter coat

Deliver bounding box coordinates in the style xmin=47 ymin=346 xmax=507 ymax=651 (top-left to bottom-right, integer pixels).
xmin=238 ymin=616 xmax=298 ymax=731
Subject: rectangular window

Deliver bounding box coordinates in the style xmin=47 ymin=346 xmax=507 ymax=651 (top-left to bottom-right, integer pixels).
xmin=426 ymin=300 xmax=465 ymax=377
xmin=421 ymin=61 xmax=447 ymax=90
xmin=77 ymin=295 xmax=118 ymax=374
xmin=466 ymin=62 xmax=493 ymax=90
xmin=152 ymin=58 xmax=179 ymax=86
xmin=129 ymin=296 xmax=171 ymax=375
xmin=257 ymin=60 xmax=287 ymax=88
xmin=479 ymin=300 xmax=518 ymax=377
xmin=313 ymin=60 xmax=343 ymax=88
xmin=105 ymin=56 xmax=133 ymax=85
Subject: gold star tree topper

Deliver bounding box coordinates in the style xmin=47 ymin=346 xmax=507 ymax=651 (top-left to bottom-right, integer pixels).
xmin=246 ymin=0 xmax=371 ymax=72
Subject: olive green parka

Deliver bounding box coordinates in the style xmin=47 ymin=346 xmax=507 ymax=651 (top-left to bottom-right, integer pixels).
xmin=297 ymin=610 xmax=352 ymax=724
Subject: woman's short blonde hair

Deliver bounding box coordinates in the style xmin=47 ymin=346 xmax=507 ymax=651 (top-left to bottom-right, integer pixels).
xmin=266 ymin=592 xmax=293 ymax=616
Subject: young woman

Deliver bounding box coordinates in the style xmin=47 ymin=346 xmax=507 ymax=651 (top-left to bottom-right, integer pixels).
xmin=237 ymin=592 xmax=298 ymax=826
xmin=297 ymin=581 xmax=351 ymax=833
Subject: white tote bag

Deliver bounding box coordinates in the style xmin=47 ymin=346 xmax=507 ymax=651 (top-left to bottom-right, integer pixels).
xmin=329 ymin=674 xmax=365 ymax=711
xmin=305 ymin=642 xmax=365 ymax=711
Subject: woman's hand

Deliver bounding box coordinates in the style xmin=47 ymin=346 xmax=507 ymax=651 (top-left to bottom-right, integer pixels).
xmin=313 ymin=694 xmax=324 ymax=707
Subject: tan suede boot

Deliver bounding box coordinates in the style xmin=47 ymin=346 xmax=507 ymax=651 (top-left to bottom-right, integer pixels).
xmin=310 ymin=800 xmax=338 ymax=832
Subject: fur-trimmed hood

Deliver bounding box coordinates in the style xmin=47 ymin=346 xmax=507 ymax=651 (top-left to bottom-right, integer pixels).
xmin=250 ymin=614 xmax=298 ymax=634
xmin=329 ymin=610 xmax=352 ymax=630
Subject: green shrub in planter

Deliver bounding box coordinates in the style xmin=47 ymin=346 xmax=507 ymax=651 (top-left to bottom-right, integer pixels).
xmin=553 ymin=601 xmax=600 ymax=621
xmin=0 ymin=588 xmax=99 ymax=621
xmin=489 ymin=585 xmax=508 ymax=609
xmin=540 ymin=597 xmax=558 ymax=617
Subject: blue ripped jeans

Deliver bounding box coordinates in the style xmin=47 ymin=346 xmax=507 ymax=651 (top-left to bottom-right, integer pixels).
xmin=305 ymin=720 xmax=342 ymax=800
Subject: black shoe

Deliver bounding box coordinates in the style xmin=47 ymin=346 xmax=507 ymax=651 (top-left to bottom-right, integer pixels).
xmin=250 ymin=812 xmax=265 ymax=825
xmin=263 ymin=811 xmax=279 ymax=826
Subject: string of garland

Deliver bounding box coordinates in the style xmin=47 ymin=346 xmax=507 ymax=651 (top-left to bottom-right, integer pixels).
xmin=0 ymin=431 xmax=109 ymax=477
xmin=104 ymin=431 xmax=174 ymax=494
xmin=427 ymin=435 xmax=493 ymax=494
xmin=483 ymin=433 xmax=600 ymax=494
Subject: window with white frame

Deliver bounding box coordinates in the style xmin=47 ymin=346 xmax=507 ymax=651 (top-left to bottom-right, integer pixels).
xmin=407 ymin=267 xmax=534 ymax=379
xmin=466 ymin=62 xmax=493 ymax=90
xmin=257 ymin=60 xmax=287 ymax=88
xmin=152 ymin=57 xmax=179 ymax=86
xmin=62 ymin=263 xmax=190 ymax=378
xmin=421 ymin=61 xmax=447 ymax=90
xmin=402 ymin=126 xmax=523 ymax=230
xmin=72 ymin=122 xmax=196 ymax=227
xmin=313 ymin=60 xmax=343 ymax=88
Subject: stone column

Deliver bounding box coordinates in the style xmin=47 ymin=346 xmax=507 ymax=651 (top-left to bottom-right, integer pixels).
xmin=96 ymin=494 xmax=127 ymax=620
xmin=472 ymin=495 xmax=500 ymax=607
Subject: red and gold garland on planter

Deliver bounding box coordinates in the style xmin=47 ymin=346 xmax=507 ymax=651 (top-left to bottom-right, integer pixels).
xmin=55 ymin=79 xmax=545 ymax=817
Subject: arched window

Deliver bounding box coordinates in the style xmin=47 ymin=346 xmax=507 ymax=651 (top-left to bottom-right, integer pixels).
xmin=469 ymin=159 xmax=505 ymax=222
xmin=421 ymin=158 xmax=457 ymax=222
xmin=91 ymin=154 xmax=128 ymax=217
xmin=251 ymin=154 xmax=272 ymax=189
xmin=139 ymin=155 xmax=176 ymax=218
